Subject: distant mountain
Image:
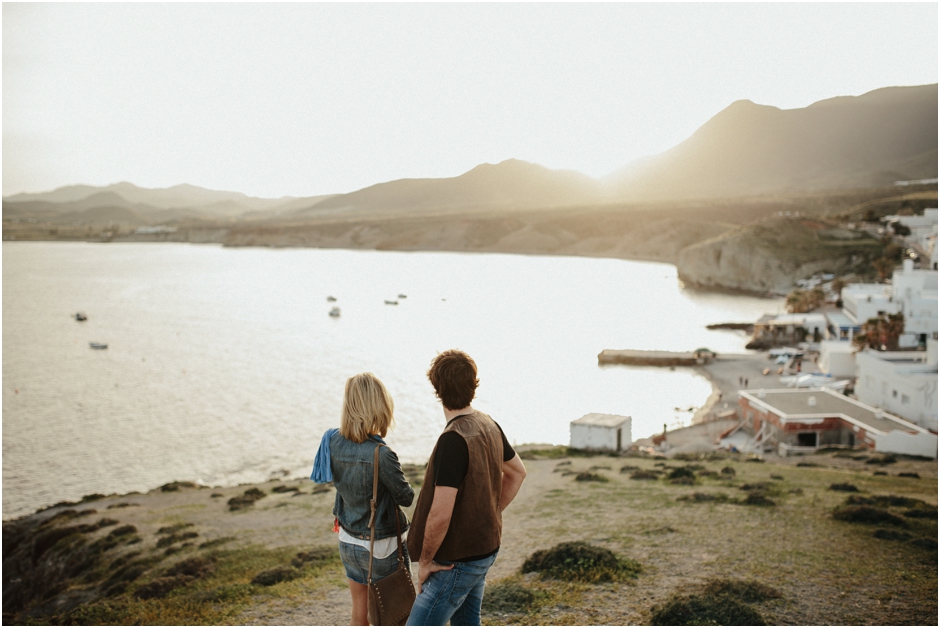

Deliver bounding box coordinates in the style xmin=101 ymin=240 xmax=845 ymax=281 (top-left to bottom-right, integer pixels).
xmin=301 ymin=159 xmax=604 ymax=215
xmin=607 ymin=84 xmax=938 ymax=201
xmin=4 ymin=182 xmax=297 ymax=212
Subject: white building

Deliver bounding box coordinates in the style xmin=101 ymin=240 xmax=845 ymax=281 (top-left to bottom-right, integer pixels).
xmin=891 ymin=260 xmax=938 ymax=347
xmin=569 ymin=413 xmax=631 ymax=452
xmin=818 ymin=340 xmax=856 ymax=378
xmin=855 ymin=337 xmax=938 ymax=432
xmin=886 ymin=208 xmax=938 ymax=243
xmin=841 ymin=283 xmax=898 ymax=325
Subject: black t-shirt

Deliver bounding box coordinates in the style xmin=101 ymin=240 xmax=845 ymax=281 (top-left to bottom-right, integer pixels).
xmin=432 ymin=417 xmax=516 ymax=489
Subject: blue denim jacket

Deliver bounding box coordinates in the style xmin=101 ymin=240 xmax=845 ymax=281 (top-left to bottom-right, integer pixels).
xmin=331 ymin=432 xmax=415 ymax=540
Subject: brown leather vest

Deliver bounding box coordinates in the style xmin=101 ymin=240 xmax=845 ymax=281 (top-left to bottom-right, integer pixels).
xmin=407 ymin=410 xmax=504 ymax=562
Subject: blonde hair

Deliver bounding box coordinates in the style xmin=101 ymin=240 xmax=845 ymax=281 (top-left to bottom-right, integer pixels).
xmin=340 ymin=373 xmax=395 ymax=443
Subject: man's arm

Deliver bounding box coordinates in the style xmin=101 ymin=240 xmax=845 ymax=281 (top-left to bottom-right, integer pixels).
xmin=498 ymin=453 xmax=526 ymax=513
xmin=416 ymin=486 xmax=457 ymax=592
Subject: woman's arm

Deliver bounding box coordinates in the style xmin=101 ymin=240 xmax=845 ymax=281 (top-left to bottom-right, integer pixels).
xmin=378 ymin=447 xmax=415 ymax=507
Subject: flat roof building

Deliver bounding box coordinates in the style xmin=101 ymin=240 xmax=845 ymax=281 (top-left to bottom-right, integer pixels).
xmin=738 ymin=388 xmax=936 ymax=459
xmin=569 ymin=413 xmax=631 ymax=452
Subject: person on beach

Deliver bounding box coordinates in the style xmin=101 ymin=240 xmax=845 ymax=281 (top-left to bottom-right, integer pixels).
xmin=311 ymin=373 xmax=414 ymax=626
xmin=406 ymin=349 xmax=528 ymax=626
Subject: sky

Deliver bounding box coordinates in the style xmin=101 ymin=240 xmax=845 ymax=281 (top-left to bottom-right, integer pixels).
xmin=3 ymin=3 xmax=937 ymax=199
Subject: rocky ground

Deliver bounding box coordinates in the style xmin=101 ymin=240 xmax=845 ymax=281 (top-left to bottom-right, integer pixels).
xmin=4 ymin=447 xmax=936 ymax=625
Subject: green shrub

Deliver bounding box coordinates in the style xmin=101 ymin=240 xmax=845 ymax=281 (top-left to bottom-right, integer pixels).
xmin=720 ymin=466 xmax=736 ymax=476
xmin=865 ymin=455 xmax=898 ymax=466
xmin=904 ymin=509 xmax=938 ymax=520
xmin=833 ymin=506 xmax=907 ymax=526
xmin=575 ymin=472 xmax=609 ymax=482
xmin=829 ymin=483 xmax=859 ymax=492
xmin=133 ymin=575 xmax=191 ymax=600
xmin=741 ymin=493 xmax=776 ymax=507
xmin=630 ymin=470 xmax=661 ymax=480
xmin=874 ymin=529 xmax=912 ymax=541
xmin=251 ymin=565 xmax=301 ymax=586
xmin=846 ymin=495 xmax=926 ymax=508
xmin=521 ymin=541 xmax=641 ymax=583
xmin=157 ymin=522 xmax=194 ymax=535
xmin=480 ymin=580 xmax=543 ymax=613
xmin=909 ymin=538 xmax=937 ymax=550
xmin=701 ymin=579 xmax=782 ymax=603
xmin=677 ymin=492 xmax=730 ymax=503
xmin=668 ymin=467 xmax=697 ymax=480
xmin=228 ymin=488 xmax=267 ymax=511
xmin=650 ymin=593 xmax=766 ymax=626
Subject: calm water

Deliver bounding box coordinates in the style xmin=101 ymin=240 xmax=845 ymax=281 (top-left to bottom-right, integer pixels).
xmin=2 ymin=242 xmax=782 ymax=518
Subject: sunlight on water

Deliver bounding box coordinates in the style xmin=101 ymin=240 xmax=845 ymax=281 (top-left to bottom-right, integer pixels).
xmin=2 ymin=243 xmax=782 ymax=517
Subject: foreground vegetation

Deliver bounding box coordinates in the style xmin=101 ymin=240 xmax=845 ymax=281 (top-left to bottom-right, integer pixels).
xmin=3 ymin=449 xmax=936 ymax=625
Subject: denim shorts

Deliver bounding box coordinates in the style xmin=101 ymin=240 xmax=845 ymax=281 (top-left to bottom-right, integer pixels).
xmin=339 ymin=540 xmax=411 ymax=585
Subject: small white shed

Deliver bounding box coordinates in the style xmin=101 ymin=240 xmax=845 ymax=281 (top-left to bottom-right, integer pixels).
xmin=569 ymin=413 xmax=632 ymax=452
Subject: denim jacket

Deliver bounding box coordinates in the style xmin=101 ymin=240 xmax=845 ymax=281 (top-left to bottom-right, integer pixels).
xmin=330 ymin=432 xmax=414 ymax=540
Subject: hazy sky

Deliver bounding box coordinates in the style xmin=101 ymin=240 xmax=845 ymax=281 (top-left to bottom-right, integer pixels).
xmin=3 ymin=3 xmax=937 ymax=199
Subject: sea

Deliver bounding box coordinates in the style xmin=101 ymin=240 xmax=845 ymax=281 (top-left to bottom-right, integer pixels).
xmin=2 ymin=242 xmax=783 ymax=518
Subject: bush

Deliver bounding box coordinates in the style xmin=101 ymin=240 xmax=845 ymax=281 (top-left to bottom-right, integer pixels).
xmin=909 ymin=538 xmax=937 ymax=550
xmin=701 ymin=579 xmax=782 ymax=603
xmin=898 ymin=472 xmax=920 ymax=478
xmin=272 ymin=485 xmax=300 ymax=493
xmin=292 ymin=546 xmax=337 ymax=567
xmin=720 ymin=467 xmax=736 ymax=476
xmin=251 ymin=565 xmax=301 ymax=586
xmin=865 ymin=455 xmax=897 ymax=466
xmin=165 ymin=556 xmax=216 ymax=579
xmin=698 ymin=470 xmax=719 ymax=477
xmin=228 ymin=488 xmax=267 ymax=511
xmin=741 ymin=493 xmax=776 ymax=507
xmin=667 ymin=466 xmax=697 ymax=480
xmin=833 ymin=506 xmax=907 ymax=526
xmin=846 ymin=495 xmax=926 ymax=508
xmin=874 ymin=529 xmax=912 ymax=541
xmin=133 ymin=575 xmax=192 ymax=600
xmin=829 ymin=483 xmax=859 ymax=492
xmin=480 ymin=580 xmax=542 ymax=613
xmin=156 ymin=531 xmax=199 ymax=548
xmin=796 ymin=462 xmax=822 ymax=468
xmin=521 ymin=542 xmax=641 ymax=583
xmin=670 ymin=477 xmax=696 ymax=485
xmin=904 ymin=509 xmax=938 ymax=520
xmin=630 ymin=470 xmax=661 ymax=480
xmin=160 ymin=481 xmax=198 ymax=492
xmin=619 ymin=465 xmax=639 ymax=473
xmin=677 ymin=492 xmax=730 ymax=503
xmin=650 ymin=593 xmax=766 ymax=626
xmin=575 ymin=472 xmax=609 ymax=482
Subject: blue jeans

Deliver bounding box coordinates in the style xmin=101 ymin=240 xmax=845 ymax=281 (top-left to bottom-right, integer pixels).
xmin=406 ymin=552 xmax=498 ymax=626
xmin=339 ymin=541 xmax=411 ymax=586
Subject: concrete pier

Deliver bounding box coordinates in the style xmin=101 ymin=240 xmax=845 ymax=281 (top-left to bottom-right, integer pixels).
xmin=598 ymin=349 xmax=715 ymax=367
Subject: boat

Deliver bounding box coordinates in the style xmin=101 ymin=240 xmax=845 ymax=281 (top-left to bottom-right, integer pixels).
xmin=384 ymin=300 xmax=398 ymax=305
xmin=89 ymin=342 xmax=108 ymax=350
xmin=397 ymin=294 xmax=407 ymax=299
xmin=326 ymin=296 xmax=337 ymax=302
xmin=74 ymin=313 xmax=87 ymax=321
xmin=329 ymin=307 xmax=341 ymax=317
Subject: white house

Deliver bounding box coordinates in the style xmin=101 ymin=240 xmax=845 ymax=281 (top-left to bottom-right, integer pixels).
xmin=818 ymin=340 xmax=856 ymax=378
xmin=569 ymin=413 xmax=631 ymax=452
xmin=841 ymin=283 xmax=898 ymax=325
xmin=891 ymin=260 xmax=938 ymax=347
xmin=886 ymin=208 xmax=938 ymax=244
xmin=854 ymin=337 xmax=938 ymax=432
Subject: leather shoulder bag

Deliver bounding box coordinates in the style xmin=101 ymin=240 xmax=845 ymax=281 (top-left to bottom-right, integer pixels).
xmin=367 ymin=443 xmax=416 ymax=626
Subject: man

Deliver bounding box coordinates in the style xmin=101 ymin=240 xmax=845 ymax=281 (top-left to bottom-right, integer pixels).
xmin=406 ymin=349 xmax=527 ymax=626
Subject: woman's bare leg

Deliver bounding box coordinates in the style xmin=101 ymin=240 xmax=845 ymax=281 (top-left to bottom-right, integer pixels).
xmin=348 ymin=579 xmax=369 ymax=626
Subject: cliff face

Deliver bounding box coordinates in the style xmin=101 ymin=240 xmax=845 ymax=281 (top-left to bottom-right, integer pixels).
xmin=675 ymin=218 xmax=884 ymax=293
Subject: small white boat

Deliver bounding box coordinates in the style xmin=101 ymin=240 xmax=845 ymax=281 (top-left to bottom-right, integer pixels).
xmin=89 ymin=342 xmax=108 ymax=350
xmin=397 ymin=294 xmax=407 ymax=299
xmin=329 ymin=307 xmax=341 ymax=317
xmin=384 ymin=300 xmax=398 ymax=305
xmin=326 ymin=296 xmax=337 ymax=302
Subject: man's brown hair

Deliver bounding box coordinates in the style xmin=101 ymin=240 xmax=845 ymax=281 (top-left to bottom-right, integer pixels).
xmin=427 ymin=349 xmax=479 ymax=410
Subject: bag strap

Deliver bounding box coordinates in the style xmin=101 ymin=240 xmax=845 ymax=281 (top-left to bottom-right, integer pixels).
xmin=367 ymin=443 xmax=406 ymax=584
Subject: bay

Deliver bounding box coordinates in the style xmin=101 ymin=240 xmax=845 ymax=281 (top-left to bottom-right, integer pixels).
xmin=2 ymin=242 xmax=782 ymax=518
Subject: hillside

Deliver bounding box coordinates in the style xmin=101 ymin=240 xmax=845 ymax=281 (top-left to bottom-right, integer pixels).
xmin=2 ymin=450 xmax=935 ymax=625
xmin=608 ymin=84 xmax=938 ymax=201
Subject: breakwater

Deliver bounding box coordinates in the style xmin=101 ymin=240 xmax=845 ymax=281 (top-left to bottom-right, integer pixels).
xmin=598 ymin=349 xmax=715 ymax=367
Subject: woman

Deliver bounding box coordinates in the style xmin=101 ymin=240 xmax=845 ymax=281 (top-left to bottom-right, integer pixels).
xmin=312 ymin=373 xmax=414 ymax=626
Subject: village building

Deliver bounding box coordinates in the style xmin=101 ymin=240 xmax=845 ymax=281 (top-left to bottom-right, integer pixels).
xmin=854 ymin=336 xmax=938 ymax=432
xmin=569 ymin=413 xmax=631 ymax=452
xmin=738 ymin=388 xmax=936 ymax=459
xmin=841 ymin=283 xmax=898 ymax=326
xmin=890 ymin=260 xmax=938 ymax=348
xmin=817 ymin=340 xmax=856 ymax=378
